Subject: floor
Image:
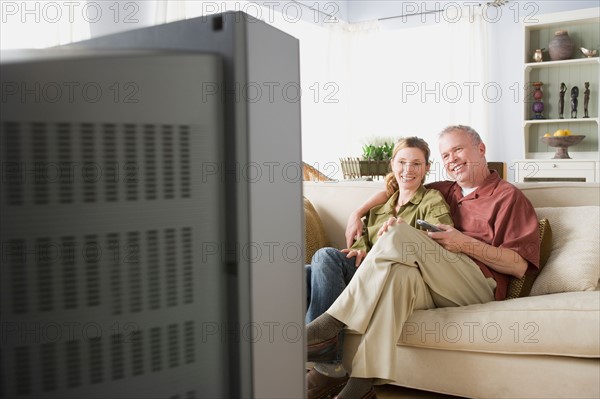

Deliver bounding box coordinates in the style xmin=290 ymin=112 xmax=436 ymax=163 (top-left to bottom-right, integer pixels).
xmin=307 ymin=363 xmax=461 ymax=398
xmin=374 ymin=384 xmax=461 ymax=399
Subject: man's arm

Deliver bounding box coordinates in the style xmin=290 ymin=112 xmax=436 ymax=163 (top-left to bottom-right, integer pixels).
xmin=345 ymin=190 xmax=388 ymax=247
xmin=430 ymin=227 xmax=529 ymax=278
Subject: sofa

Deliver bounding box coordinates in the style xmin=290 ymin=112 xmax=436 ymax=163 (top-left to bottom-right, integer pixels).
xmin=303 ymin=181 xmax=600 ymax=399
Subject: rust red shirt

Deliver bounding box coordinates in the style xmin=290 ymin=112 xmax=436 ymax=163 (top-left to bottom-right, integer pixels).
xmin=427 ymin=171 xmax=540 ymax=300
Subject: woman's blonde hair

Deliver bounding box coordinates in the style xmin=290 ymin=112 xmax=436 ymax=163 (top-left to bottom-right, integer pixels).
xmin=385 ymin=137 xmax=431 ymax=197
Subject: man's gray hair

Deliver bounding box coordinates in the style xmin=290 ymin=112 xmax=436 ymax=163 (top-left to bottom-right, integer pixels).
xmin=439 ymin=125 xmax=482 ymax=145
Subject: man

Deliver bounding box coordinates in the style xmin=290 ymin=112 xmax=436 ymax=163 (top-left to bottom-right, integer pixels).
xmin=306 ymin=125 xmax=540 ymax=399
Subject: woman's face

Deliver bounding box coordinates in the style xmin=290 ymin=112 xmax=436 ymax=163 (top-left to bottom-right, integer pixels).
xmin=391 ymin=146 xmax=429 ymax=191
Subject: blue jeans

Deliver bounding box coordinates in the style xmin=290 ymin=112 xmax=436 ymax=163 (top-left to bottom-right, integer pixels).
xmin=305 ymin=247 xmax=358 ymax=362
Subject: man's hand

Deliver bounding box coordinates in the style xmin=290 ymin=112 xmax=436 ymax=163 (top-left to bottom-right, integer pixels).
xmin=426 ymin=225 xmax=465 ymax=252
xmin=340 ymin=248 xmax=367 ymax=268
xmin=428 ymin=226 xmax=529 ymax=278
xmin=345 ymin=212 xmax=364 ymax=248
xmin=377 ymin=216 xmax=405 ymax=236
xmin=345 ymin=190 xmax=389 ymax=247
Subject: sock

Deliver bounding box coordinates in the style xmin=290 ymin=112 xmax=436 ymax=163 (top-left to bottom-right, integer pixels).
xmin=337 ymin=377 xmax=373 ymax=399
xmin=306 ymin=313 xmax=344 ymax=346
xmin=314 ymin=362 xmax=347 ymax=378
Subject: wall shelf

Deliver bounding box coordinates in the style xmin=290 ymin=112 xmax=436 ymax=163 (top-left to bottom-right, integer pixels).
xmin=525 ymin=57 xmax=599 ymax=71
xmin=524 ymin=118 xmax=599 ymax=126
xmin=515 ymin=7 xmax=600 ymax=183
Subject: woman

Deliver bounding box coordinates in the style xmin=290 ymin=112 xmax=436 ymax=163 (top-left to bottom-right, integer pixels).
xmin=305 ymin=137 xmax=452 ymax=399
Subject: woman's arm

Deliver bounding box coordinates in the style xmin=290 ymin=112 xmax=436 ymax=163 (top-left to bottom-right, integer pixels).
xmin=345 ymin=190 xmax=388 ymax=247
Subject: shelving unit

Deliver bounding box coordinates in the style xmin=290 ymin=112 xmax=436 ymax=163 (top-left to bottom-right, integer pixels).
xmin=514 ymin=7 xmax=600 ymax=183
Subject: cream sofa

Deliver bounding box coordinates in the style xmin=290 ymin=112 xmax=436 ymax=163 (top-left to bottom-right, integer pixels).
xmin=303 ymin=181 xmax=600 ymax=399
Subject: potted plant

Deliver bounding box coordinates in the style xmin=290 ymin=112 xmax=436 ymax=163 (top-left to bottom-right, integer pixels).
xmin=340 ymin=139 xmax=394 ymax=179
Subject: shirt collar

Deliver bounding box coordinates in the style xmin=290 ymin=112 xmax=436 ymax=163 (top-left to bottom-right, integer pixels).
xmin=375 ymin=185 xmax=427 ymax=214
xmin=452 ymin=170 xmax=501 ymax=201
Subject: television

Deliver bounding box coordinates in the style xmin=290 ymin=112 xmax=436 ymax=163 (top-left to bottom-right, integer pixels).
xmin=0 ymin=12 xmax=305 ymax=398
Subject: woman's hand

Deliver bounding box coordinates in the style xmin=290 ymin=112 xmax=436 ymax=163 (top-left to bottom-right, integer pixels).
xmin=377 ymin=216 xmax=405 ymax=236
xmin=340 ymin=248 xmax=367 ymax=268
xmin=345 ymin=212 xmax=364 ymax=248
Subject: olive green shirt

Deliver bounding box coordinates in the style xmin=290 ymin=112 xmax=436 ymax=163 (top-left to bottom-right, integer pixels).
xmin=351 ymin=185 xmax=453 ymax=253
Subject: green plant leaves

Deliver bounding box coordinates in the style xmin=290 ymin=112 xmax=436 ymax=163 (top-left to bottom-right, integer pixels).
xmin=361 ymin=142 xmax=394 ymax=161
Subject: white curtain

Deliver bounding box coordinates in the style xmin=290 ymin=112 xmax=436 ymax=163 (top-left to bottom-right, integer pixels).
xmin=346 ymin=5 xmax=491 ymax=174
xmin=0 ymin=0 xmax=90 ymax=49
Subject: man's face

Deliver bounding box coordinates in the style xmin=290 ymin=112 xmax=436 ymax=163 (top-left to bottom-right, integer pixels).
xmin=439 ymin=130 xmax=486 ymax=187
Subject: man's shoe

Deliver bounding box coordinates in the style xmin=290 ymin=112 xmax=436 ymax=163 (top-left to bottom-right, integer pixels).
xmin=307 ymin=335 xmax=338 ymax=362
xmin=307 ymin=367 xmax=349 ymax=399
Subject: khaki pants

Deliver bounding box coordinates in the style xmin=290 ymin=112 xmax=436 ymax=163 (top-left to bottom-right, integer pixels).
xmin=327 ymin=223 xmax=496 ymax=383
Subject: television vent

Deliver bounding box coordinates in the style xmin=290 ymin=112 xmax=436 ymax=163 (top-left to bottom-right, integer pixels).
xmin=182 ymin=227 xmax=193 ymax=304
xmin=41 ymin=342 xmax=58 ymax=392
xmin=108 ymin=233 xmax=122 ymax=315
xmin=150 ymin=327 xmax=162 ymax=372
xmin=163 ymin=125 xmax=175 ymax=199
xmin=85 ymin=234 xmax=101 ymax=307
xmin=37 ymin=237 xmax=54 ymax=312
xmin=89 ymin=336 xmax=104 ymax=384
xmin=147 ymin=230 xmax=161 ymax=310
xmin=15 ymin=346 xmax=31 ymax=395
xmin=32 ymin=122 xmax=50 ymax=205
xmin=7 ymin=321 xmax=198 ymax=395
xmin=165 ymin=229 xmax=178 ymax=307
xmin=66 ymin=340 xmax=82 ymax=388
xmin=144 ymin=124 xmax=157 ymax=200
xmin=61 ymin=236 xmax=78 ymax=309
xmin=180 ymin=126 xmax=191 ymax=198
xmin=3 ymin=122 xmax=23 ymax=205
xmin=131 ymin=330 xmax=144 ymax=376
xmin=124 ymin=124 xmax=139 ymax=201
xmin=2 ymin=122 xmax=195 ymax=206
xmin=9 ymin=239 xmax=28 ymax=314
xmin=168 ymin=324 xmax=180 ymax=368
xmin=184 ymin=321 xmax=195 ymax=364
xmin=128 ymin=231 xmax=142 ymax=313
xmin=81 ymin=123 xmax=96 ymax=203
xmin=111 ymin=334 xmax=125 ymax=380
xmin=103 ymin=123 xmax=119 ymax=202
xmin=58 ymin=123 xmax=74 ymax=204
xmin=5 ymin=227 xmax=194 ymax=317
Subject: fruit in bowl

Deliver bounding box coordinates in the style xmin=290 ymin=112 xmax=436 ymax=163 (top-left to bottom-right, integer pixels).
xmin=552 ymin=129 xmax=571 ymax=136
xmin=540 ymin=134 xmax=585 ymax=159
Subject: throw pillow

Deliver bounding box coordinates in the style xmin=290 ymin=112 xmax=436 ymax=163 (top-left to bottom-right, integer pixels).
xmin=506 ymin=218 xmax=552 ymax=299
xmin=304 ymin=197 xmax=329 ymax=263
xmin=530 ymin=206 xmax=600 ymax=296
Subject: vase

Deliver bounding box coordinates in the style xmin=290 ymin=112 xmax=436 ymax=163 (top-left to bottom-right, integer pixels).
xmin=531 ymin=82 xmax=544 ymax=119
xmin=548 ymin=30 xmax=574 ymax=61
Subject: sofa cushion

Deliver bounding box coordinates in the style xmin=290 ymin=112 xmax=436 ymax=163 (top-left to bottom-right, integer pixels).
xmin=507 ymin=218 xmax=552 ymax=299
xmin=530 ymin=206 xmax=600 ymax=296
xmin=304 ymin=197 xmax=329 ymax=263
xmin=397 ymin=291 xmax=600 ymax=357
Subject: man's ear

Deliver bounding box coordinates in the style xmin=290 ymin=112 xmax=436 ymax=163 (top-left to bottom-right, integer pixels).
xmin=478 ymin=142 xmax=486 ymax=156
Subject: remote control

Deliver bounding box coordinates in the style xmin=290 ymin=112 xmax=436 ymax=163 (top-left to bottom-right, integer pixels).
xmin=416 ymin=219 xmax=443 ymax=232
